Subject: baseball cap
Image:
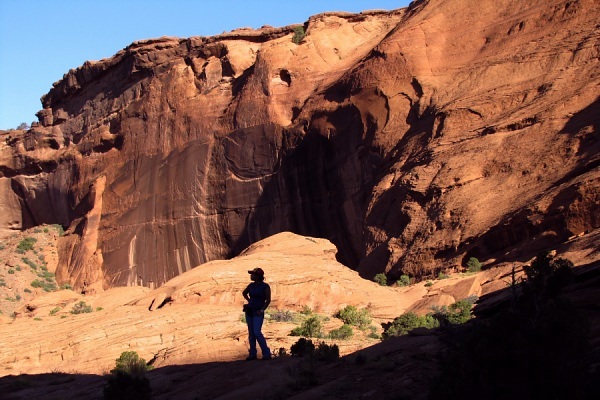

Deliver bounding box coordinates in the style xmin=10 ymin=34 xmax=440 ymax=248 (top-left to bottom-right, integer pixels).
xmin=248 ymin=267 xmax=264 ymax=276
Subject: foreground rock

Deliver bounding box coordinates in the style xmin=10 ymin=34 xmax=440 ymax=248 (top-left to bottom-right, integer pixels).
xmin=0 ymin=0 xmax=597 ymax=290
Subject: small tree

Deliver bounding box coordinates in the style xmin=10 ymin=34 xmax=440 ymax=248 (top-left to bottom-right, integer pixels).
xmin=466 ymin=257 xmax=482 ymax=273
xmin=336 ymin=305 xmax=372 ymax=329
xmin=328 ymin=324 xmax=353 ymax=340
xmin=374 ymin=273 xmax=387 ymax=286
xmin=396 ymin=274 xmax=411 ymax=287
xmin=291 ymin=316 xmax=323 ymax=338
xmin=104 ymin=351 xmax=152 ymax=400
xmin=292 ymin=26 xmax=305 ymax=44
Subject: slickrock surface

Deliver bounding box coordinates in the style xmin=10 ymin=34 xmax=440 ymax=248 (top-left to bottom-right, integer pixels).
xmin=0 ymin=232 xmax=485 ymax=376
xmin=0 ymin=0 xmax=598 ymax=295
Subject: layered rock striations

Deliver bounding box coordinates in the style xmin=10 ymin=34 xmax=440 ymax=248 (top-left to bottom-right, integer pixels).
xmin=0 ymin=0 xmax=598 ymax=290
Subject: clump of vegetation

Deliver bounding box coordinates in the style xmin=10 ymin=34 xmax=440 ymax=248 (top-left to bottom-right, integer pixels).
xmin=466 ymin=257 xmax=482 ymax=273
xmin=103 ymin=351 xmax=152 ymax=400
xmin=17 ymin=237 xmax=37 ymax=252
xmin=437 ymin=271 xmax=449 ymax=280
xmin=30 ymin=279 xmax=57 ymax=292
xmin=52 ymin=224 xmax=65 ymax=236
xmin=70 ymin=301 xmax=93 ymax=314
xmin=269 ymin=309 xmax=295 ymax=322
xmin=291 ymin=316 xmax=323 ymax=338
xmin=373 ymin=273 xmax=387 ymax=286
xmin=327 ymin=324 xmax=353 ymax=340
xmin=292 ymin=26 xmax=306 ymax=44
xmin=430 ymin=295 xmax=478 ymax=326
xmin=335 ymin=305 xmax=372 ymax=329
xmin=299 ymin=305 xmax=313 ymax=315
xmin=382 ymin=312 xmax=440 ymax=338
xmin=290 ymin=338 xmax=339 ymax=362
xmin=396 ymin=274 xmax=411 ymax=287
xmin=22 ymin=257 xmax=38 ymax=270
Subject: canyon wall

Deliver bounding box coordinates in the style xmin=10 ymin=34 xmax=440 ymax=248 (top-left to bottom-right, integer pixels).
xmin=0 ymin=0 xmax=598 ymax=289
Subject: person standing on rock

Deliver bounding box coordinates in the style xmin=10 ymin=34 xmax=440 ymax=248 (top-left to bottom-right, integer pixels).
xmin=242 ymin=267 xmax=272 ymax=360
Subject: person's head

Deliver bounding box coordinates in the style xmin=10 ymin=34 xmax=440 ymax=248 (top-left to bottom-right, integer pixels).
xmin=248 ymin=267 xmax=265 ymax=282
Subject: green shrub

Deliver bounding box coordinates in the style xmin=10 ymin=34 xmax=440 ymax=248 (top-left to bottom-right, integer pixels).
xmin=382 ymin=312 xmax=440 ymax=339
xmin=314 ymin=341 xmax=339 ymax=362
xmin=328 ymin=324 xmax=353 ymax=340
xmin=31 ymin=279 xmax=57 ymax=292
xmin=437 ymin=271 xmax=449 ymax=280
xmin=292 ymin=26 xmax=305 ymax=44
xmin=466 ymin=257 xmax=482 ymax=273
xmin=269 ymin=309 xmax=294 ymax=322
xmin=8 ymin=269 xmax=15 ymax=274
xmin=50 ymin=307 xmax=61 ymax=316
xmin=43 ymin=228 xmax=49 ymax=233
xmin=291 ymin=316 xmax=323 ymax=338
xmin=52 ymin=224 xmax=65 ymax=236
xmin=23 ymin=288 xmax=31 ymax=293
xmin=290 ymin=338 xmax=339 ymax=362
xmin=425 ymin=281 xmax=433 ymax=287
xmin=373 ymin=273 xmax=387 ymax=286
xmin=22 ymin=257 xmax=37 ymax=270
xmin=104 ymin=351 xmax=152 ymax=400
xmin=70 ymin=301 xmax=93 ymax=314
xmin=290 ymin=338 xmax=315 ymax=357
xmin=430 ymin=296 xmax=477 ymax=326
xmin=17 ymin=237 xmax=37 ymax=252
xmin=396 ymin=274 xmax=411 ymax=287
xmin=299 ymin=305 xmax=313 ymax=315
xmin=0 ymin=242 xmax=5 ymax=250
xmin=336 ymin=305 xmax=372 ymax=329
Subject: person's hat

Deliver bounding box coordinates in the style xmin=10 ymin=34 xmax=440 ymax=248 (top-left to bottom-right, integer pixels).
xmin=248 ymin=267 xmax=264 ymax=276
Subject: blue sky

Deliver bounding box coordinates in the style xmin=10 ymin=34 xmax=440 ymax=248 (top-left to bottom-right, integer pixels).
xmin=0 ymin=0 xmax=410 ymax=129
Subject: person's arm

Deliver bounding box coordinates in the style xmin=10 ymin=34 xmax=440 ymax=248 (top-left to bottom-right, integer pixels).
xmin=242 ymin=284 xmax=251 ymax=302
xmin=262 ymin=285 xmax=271 ymax=311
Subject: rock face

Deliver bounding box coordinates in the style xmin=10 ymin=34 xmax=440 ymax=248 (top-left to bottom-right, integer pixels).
xmin=0 ymin=0 xmax=598 ymax=289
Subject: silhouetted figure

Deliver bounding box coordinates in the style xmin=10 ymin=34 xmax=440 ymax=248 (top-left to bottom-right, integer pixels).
xmin=242 ymin=267 xmax=272 ymax=360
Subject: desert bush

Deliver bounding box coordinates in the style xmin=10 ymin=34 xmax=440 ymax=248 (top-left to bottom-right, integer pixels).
xmin=374 ymin=273 xmax=387 ymax=286
xmin=22 ymin=257 xmax=37 ymax=270
xmin=290 ymin=338 xmax=339 ymax=362
xmin=437 ymin=271 xmax=449 ymax=279
xmin=52 ymin=224 xmax=65 ymax=236
xmin=466 ymin=257 xmax=482 ymax=273
xmin=269 ymin=309 xmax=294 ymax=322
xmin=314 ymin=341 xmax=339 ymax=362
xmin=49 ymin=307 xmax=61 ymax=316
xmin=292 ymin=26 xmax=305 ymax=44
xmin=327 ymin=324 xmax=353 ymax=340
xmin=382 ymin=312 xmax=440 ymax=339
xmin=430 ymin=296 xmax=477 ymax=326
xmin=291 ymin=316 xmax=323 ymax=338
xmin=17 ymin=237 xmax=37 ymax=252
xmin=8 ymin=269 xmax=14 ymax=274
xmin=70 ymin=301 xmax=93 ymax=314
xmin=30 ymin=279 xmax=57 ymax=292
xmin=299 ymin=305 xmax=313 ymax=315
xmin=336 ymin=305 xmax=372 ymax=328
xmin=290 ymin=337 xmax=315 ymax=357
xmin=396 ymin=274 xmax=411 ymax=287
xmin=103 ymin=351 xmax=152 ymax=400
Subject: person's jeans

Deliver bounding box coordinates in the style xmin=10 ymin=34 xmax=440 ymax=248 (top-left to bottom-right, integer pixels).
xmin=246 ymin=311 xmax=271 ymax=358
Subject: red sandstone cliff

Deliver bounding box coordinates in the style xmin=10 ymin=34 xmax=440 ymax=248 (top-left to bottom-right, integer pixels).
xmin=0 ymin=0 xmax=598 ymax=290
